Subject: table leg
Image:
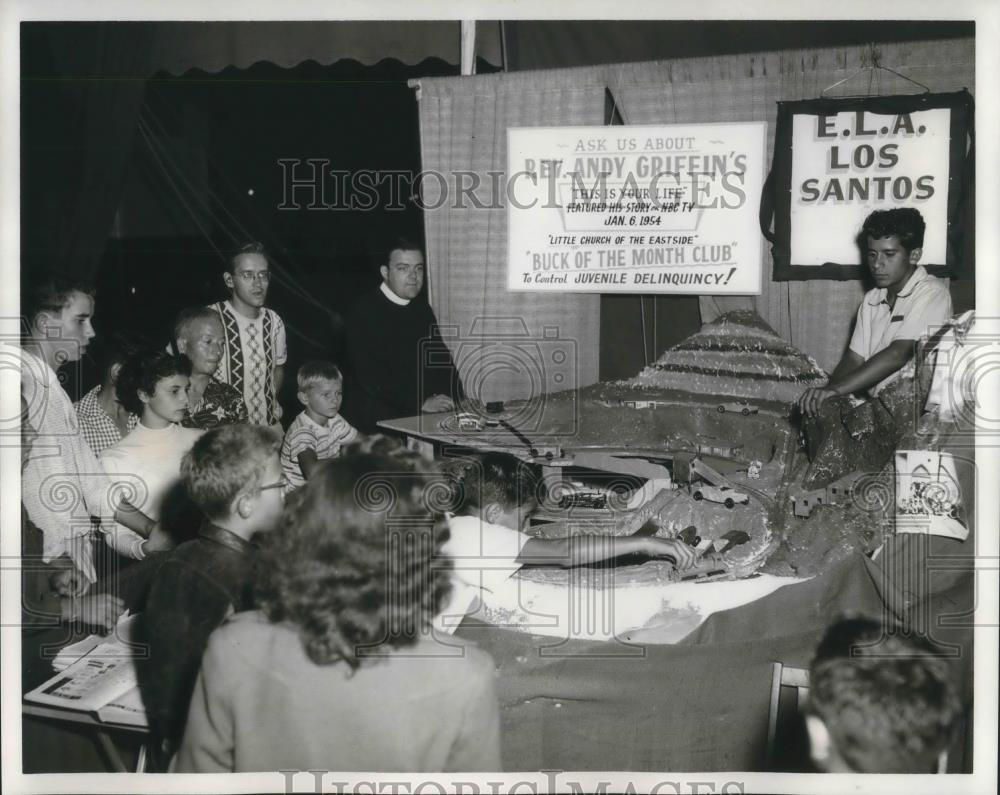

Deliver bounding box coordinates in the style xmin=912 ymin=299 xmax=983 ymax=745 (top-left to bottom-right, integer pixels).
xmin=95 ymin=730 xmax=128 ymax=773
xmin=135 ymin=742 xmax=148 ymax=773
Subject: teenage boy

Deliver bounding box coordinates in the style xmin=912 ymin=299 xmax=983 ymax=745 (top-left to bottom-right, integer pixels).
xmin=172 ymin=307 xmax=248 ymax=430
xmin=139 ymin=424 xmax=285 ymax=757
xmin=209 ymin=242 xmax=287 ymax=429
xmin=74 ymin=331 xmax=144 ymax=456
xmin=806 ymin=617 xmax=961 ymax=773
xmin=280 ymin=361 xmax=359 ymax=490
xmin=435 ymin=453 xmax=698 ymax=632
xmin=344 ymin=237 xmax=463 ymax=433
xmin=798 ymin=208 xmax=952 ymax=418
xmin=21 ymin=275 xmax=170 ymax=589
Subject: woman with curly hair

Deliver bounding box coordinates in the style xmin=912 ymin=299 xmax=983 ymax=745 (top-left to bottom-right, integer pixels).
xmin=99 ymin=351 xmax=204 ymax=557
xmin=173 ymin=448 xmax=501 ymax=773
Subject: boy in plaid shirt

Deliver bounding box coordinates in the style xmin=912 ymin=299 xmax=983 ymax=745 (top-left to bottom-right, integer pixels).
xmin=74 ymin=332 xmax=144 ymax=456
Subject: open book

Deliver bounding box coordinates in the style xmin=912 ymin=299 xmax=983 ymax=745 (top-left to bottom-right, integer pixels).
xmin=25 ymin=613 xmax=148 ymax=729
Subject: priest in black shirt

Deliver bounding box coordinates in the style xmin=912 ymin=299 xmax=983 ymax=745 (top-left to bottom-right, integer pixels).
xmin=344 ymin=238 xmax=464 ymax=433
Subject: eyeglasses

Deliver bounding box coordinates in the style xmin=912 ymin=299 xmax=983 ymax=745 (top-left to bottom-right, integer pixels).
xmin=237 ymin=271 xmax=271 ymax=284
xmin=258 ymin=476 xmax=287 ymax=493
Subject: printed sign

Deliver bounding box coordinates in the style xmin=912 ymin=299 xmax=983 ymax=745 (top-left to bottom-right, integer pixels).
xmin=770 ymin=91 xmax=973 ymax=280
xmin=507 ymin=123 xmax=767 ymax=294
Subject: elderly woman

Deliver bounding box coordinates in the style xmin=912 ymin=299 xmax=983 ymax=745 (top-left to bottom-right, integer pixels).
xmin=172 ymin=307 xmax=248 ymax=430
xmin=174 ymin=448 xmax=501 ymax=772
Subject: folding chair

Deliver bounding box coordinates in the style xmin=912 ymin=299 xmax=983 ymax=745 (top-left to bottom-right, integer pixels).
xmin=765 ymin=662 xmax=809 ymax=768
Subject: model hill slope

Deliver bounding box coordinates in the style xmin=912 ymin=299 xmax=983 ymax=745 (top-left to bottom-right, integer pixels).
xmin=622 ymin=310 xmax=828 ymax=408
xmin=501 ymin=310 xmax=822 ymax=452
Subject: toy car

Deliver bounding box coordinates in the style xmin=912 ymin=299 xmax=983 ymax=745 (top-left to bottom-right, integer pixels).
xmin=716 ymin=401 xmax=758 ymax=416
xmin=622 ymin=399 xmax=659 ymax=409
xmin=556 ymin=481 xmax=609 ymax=510
xmin=691 ymin=484 xmax=749 ymax=509
xmin=455 ymin=412 xmax=483 ymax=431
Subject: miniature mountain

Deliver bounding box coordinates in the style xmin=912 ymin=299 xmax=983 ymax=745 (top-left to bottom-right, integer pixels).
xmin=626 ymin=310 xmax=828 ymax=407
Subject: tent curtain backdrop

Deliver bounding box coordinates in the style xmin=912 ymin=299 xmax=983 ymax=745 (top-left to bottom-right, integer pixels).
xmin=20 ymin=20 xmax=499 ymax=285
xmin=147 ymin=21 xmax=502 ymax=75
xmin=415 ymin=74 xmax=607 ymax=401
xmin=414 ymin=36 xmax=973 ymax=378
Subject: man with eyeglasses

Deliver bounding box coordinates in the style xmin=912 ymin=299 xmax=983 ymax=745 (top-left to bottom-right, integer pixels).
xmin=208 ymin=242 xmax=287 ymax=429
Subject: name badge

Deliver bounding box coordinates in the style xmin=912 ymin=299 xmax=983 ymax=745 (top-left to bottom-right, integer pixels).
xmin=890 ymin=315 xmax=905 ymax=323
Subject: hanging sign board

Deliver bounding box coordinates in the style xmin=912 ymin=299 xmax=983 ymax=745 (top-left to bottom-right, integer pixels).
xmin=769 ymin=90 xmax=973 ymax=280
xmin=507 ymin=122 xmax=767 ymax=294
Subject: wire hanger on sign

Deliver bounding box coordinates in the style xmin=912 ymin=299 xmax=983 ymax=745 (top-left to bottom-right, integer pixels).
xmin=820 ymin=44 xmax=931 ymax=99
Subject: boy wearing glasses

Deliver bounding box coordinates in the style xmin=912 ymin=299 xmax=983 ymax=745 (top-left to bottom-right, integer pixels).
xmin=139 ymin=424 xmax=285 ymax=761
xmin=209 ymin=242 xmax=287 ymax=429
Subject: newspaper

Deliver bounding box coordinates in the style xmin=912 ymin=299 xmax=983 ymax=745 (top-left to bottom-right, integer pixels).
xmin=25 ymin=613 xmax=148 ymax=728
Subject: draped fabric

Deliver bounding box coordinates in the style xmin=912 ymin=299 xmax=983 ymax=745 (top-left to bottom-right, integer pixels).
xmin=415 ymin=37 xmax=974 ymax=378
xmin=604 ymin=39 xmax=973 ymax=372
xmin=21 ymin=23 xmax=156 ymax=282
xmin=456 ymin=549 xmax=974 ymax=771
xmin=19 ymin=20 xmax=501 ymax=285
xmin=503 ymin=20 xmax=974 ymax=73
xmin=148 ymin=21 xmax=502 ymax=75
xmin=415 ymin=72 xmax=608 ymax=401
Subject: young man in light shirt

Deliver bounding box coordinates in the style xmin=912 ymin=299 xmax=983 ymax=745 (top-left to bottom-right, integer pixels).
xmin=21 ymin=275 xmax=171 ymax=593
xmin=798 ymin=208 xmax=952 ymax=417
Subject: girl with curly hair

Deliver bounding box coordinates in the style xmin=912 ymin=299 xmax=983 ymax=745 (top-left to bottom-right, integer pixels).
xmin=174 ymin=448 xmax=501 ymax=772
xmin=99 ymin=351 xmax=204 ymax=557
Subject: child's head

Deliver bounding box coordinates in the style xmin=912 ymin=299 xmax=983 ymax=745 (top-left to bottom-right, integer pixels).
xmin=115 ymin=351 xmax=192 ymax=424
xmin=181 ymin=424 xmax=284 ymax=532
xmin=453 ymin=452 xmax=540 ymax=530
xmin=296 ymin=361 xmax=344 ymax=420
xmin=806 ymin=616 xmax=961 ymax=773
xmin=93 ymin=330 xmax=151 ymax=390
xmin=256 ymin=450 xmax=452 ymax=668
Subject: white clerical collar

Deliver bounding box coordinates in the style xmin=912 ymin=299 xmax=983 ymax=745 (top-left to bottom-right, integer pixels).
xmin=380 ymin=282 xmax=411 ymax=306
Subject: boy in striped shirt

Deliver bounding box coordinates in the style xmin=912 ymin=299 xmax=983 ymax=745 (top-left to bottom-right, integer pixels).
xmin=281 ymin=362 xmax=359 ymax=490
